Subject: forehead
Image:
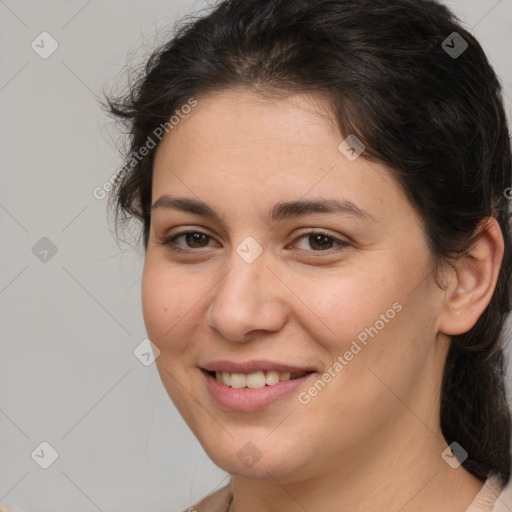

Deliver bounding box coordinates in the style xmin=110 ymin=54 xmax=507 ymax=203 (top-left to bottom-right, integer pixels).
xmin=151 ymin=88 xmax=409 ymax=224
xmin=154 ymin=88 xmax=339 ymax=164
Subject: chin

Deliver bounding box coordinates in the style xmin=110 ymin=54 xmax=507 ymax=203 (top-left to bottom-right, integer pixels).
xmin=199 ymin=430 xmax=306 ymax=479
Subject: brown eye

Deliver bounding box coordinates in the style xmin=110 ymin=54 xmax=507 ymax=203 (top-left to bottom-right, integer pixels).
xmin=292 ymin=231 xmax=349 ymax=252
xmin=182 ymin=232 xmax=210 ymax=248
xmin=162 ymin=230 xmax=215 ymax=252
xmin=307 ymin=234 xmax=335 ymax=250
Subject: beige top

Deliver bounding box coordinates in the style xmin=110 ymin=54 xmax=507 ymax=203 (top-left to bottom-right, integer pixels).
xmin=183 ymin=474 xmax=510 ymax=512
xmin=0 ymin=474 xmax=507 ymax=512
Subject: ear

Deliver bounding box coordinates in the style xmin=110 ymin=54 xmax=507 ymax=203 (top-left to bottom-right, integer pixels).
xmin=438 ymin=217 xmax=504 ymax=336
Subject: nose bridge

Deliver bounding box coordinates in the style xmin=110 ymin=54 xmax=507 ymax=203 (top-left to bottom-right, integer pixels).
xmin=207 ymin=246 xmax=286 ymax=341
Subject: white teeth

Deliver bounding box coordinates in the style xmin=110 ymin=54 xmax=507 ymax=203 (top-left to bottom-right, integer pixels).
xmin=265 ymin=370 xmax=280 ymax=386
xmin=221 ymin=372 xmax=231 ymax=386
xmin=212 ymin=370 xmax=305 ymax=388
xmin=230 ymin=373 xmax=246 ymax=389
xmin=246 ymin=371 xmax=266 ymax=389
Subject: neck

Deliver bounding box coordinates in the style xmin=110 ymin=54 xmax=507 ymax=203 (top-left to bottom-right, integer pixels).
xmin=228 ymin=408 xmax=484 ymax=512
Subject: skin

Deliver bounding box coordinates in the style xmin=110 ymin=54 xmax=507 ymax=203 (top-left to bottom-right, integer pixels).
xmin=142 ymin=88 xmax=503 ymax=512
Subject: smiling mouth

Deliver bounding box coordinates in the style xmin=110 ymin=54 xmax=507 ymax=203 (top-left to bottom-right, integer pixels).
xmin=207 ymin=369 xmax=311 ymax=389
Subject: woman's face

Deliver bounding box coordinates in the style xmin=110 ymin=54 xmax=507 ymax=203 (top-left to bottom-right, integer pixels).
xmin=142 ymin=89 xmax=449 ymax=481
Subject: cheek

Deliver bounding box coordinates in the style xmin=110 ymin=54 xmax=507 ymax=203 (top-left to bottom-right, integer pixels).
xmin=302 ymin=271 xmax=437 ymax=418
xmin=141 ymin=256 xmax=199 ymax=355
xmin=290 ymin=262 xmax=402 ymax=350
xmin=295 ymin=256 xmax=434 ymax=395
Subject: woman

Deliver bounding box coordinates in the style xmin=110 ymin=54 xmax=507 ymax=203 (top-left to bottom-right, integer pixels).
xmin=105 ymin=0 xmax=512 ymax=510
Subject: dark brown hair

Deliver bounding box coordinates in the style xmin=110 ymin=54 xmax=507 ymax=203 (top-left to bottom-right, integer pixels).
xmin=104 ymin=0 xmax=512 ymax=485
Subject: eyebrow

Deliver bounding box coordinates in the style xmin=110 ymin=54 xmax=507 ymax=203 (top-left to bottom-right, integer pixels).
xmin=151 ymin=195 xmax=374 ymax=223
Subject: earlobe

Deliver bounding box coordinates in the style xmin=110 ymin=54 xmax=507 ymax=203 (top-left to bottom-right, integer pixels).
xmin=438 ymin=217 xmax=504 ymax=336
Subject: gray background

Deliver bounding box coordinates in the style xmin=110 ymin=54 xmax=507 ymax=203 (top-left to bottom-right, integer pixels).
xmin=0 ymin=1 xmax=511 ymax=511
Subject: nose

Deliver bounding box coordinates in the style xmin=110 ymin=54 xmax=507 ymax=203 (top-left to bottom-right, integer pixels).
xmin=206 ymin=249 xmax=288 ymax=343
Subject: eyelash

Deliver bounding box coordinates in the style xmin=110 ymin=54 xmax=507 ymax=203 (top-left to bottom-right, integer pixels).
xmin=160 ymin=228 xmax=349 ymax=255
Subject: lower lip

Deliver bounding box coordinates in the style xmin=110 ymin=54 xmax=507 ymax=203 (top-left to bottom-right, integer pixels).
xmin=202 ymin=370 xmax=315 ymax=411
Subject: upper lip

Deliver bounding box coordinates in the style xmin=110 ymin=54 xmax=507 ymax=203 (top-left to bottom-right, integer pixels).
xmin=201 ymin=360 xmax=316 ymax=374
